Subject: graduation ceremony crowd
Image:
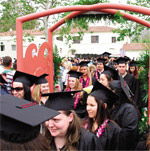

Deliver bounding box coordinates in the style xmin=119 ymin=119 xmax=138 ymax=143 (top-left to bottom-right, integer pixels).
xmin=0 ymin=53 xmax=149 ymax=151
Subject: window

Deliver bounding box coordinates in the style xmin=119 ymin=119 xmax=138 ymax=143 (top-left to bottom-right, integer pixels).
xmin=91 ymin=36 xmax=99 ymax=43
xmin=112 ymin=37 xmax=116 ymax=43
xmin=0 ymin=42 xmax=5 ymax=51
xmin=12 ymin=45 xmax=16 ymax=51
xmin=73 ymin=36 xmax=80 ymax=44
xmin=56 ymin=36 xmax=63 ymax=41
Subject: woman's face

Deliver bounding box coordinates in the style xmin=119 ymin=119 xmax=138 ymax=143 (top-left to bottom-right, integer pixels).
xmin=80 ymin=66 xmax=88 ymax=76
xmin=130 ymin=66 xmax=135 ymax=73
xmin=40 ymin=83 xmax=49 ymax=94
xmin=11 ymin=82 xmax=24 ymax=99
xmin=86 ymin=95 xmax=98 ymax=119
xmin=99 ymin=74 xmax=109 ymax=88
xmin=69 ymin=77 xmax=76 ymax=89
xmin=45 ymin=111 xmax=73 ymax=137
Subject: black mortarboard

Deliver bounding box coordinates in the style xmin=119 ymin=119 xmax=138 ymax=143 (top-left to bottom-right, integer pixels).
xmin=35 ymin=73 xmax=48 ymax=85
xmin=0 ymin=74 xmax=7 ymax=84
xmin=13 ymin=70 xmax=37 ymax=87
xmin=43 ymin=91 xmax=81 ymax=111
xmin=103 ymin=65 xmax=118 ymax=80
xmin=124 ymin=56 xmax=131 ymax=61
xmin=129 ymin=60 xmax=138 ymax=67
xmin=90 ymin=81 xmax=119 ymax=108
xmin=102 ymin=52 xmax=111 ymax=58
xmin=115 ymin=57 xmax=129 ymax=64
xmin=97 ymin=58 xmax=107 ymax=64
xmin=109 ymin=75 xmax=131 ymax=100
xmin=0 ymin=94 xmax=59 ymax=143
xmin=67 ymin=70 xmax=83 ymax=79
xmin=79 ymin=61 xmax=90 ymax=67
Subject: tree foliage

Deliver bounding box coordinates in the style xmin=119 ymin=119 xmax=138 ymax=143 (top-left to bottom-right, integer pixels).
xmin=0 ymin=0 xmax=38 ymax=32
xmin=137 ymin=42 xmax=149 ymax=134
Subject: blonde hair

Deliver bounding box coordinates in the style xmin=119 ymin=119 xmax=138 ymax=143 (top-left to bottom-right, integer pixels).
xmin=65 ymin=61 xmax=72 ymax=71
xmin=89 ymin=64 xmax=96 ymax=72
xmin=32 ymin=84 xmax=49 ymax=105
xmin=32 ymin=85 xmax=41 ymax=104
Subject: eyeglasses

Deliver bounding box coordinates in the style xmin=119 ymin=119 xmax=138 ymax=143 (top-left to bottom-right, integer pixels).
xmin=11 ymin=87 xmax=24 ymax=92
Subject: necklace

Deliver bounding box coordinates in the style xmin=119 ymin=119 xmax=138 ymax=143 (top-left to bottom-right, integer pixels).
xmin=96 ymin=119 xmax=109 ymax=138
xmin=80 ymin=76 xmax=90 ymax=88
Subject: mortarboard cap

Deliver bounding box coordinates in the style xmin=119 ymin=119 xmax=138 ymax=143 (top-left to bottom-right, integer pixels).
xmin=43 ymin=91 xmax=81 ymax=111
xmin=79 ymin=61 xmax=90 ymax=67
xmin=35 ymin=73 xmax=48 ymax=85
xmin=102 ymin=52 xmax=111 ymax=58
xmin=115 ymin=57 xmax=129 ymax=64
xmin=97 ymin=58 xmax=107 ymax=64
xmin=90 ymin=81 xmax=119 ymax=108
xmin=103 ymin=65 xmax=118 ymax=80
xmin=109 ymin=75 xmax=131 ymax=100
xmin=129 ymin=60 xmax=138 ymax=67
xmin=67 ymin=70 xmax=83 ymax=79
xmin=0 ymin=74 xmax=7 ymax=84
xmin=124 ymin=56 xmax=131 ymax=61
xmin=13 ymin=70 xmax=37 ymax=87
xmin=0 ymin=94 xmax=59 ymax=143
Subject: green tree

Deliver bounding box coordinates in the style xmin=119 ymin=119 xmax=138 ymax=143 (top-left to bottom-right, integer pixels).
xmin=0 ymin=0 xmax=38 ymax=32
xmin=112 ymin=0 xmax=150 ymax=42
xmin=137 ymin=42 xmax=149 ymax=134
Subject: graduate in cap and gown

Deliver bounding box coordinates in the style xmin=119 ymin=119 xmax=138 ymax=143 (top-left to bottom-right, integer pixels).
xmin=32 ymin=73 xmax=50 ymax=105
xmin=84 ymin=81 xmax=122 ymax=150
xmin=12 ymin=70 xmax=37 ymax=101
xmin=65 ymin=70 xmax=88 ymax=119
xmin=94 ymin=58 xmax=106 ymax=81
xmin=101 ymin=52 xmax=111 ymax=65
xmin=79 ymin=61 xmax=97 ymax=88
xmin=116 ymin=57 xmax=136 ymax=98
xmin=109 ymin=75 xmax=139 ymax=150
xmin=43 ymin=91 xmax=101 ymax=151
xmin=0 ymin=94 xmax=59 ymax=150
xmin=99 ymin=65 xmax=118 ymax=88
xmin=128 ymin=60 xmax=142 ymax=109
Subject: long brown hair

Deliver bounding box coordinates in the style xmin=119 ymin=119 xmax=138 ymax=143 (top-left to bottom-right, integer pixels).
xmin=85 ymin=95 xmax=108 ymax=133
xmin=0 ymin=134 xmax=50 ymax=151
xmin=45 ymin=110 xmax=81 ymax=151
xmin=128 ymin=66 xmax=139 ymax=78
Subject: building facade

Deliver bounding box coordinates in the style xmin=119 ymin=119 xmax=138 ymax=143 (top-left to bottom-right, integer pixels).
xmin=0 ymin=26 xmax=145 ymax=60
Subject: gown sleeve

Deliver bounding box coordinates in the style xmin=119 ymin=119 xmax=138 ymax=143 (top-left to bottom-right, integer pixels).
xmin=79 ymin=128 xmax=103 ymax=151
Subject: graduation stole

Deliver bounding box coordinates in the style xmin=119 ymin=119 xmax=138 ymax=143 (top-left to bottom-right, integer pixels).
xmin=80 ymin=76 xmax=90 ymax=88
xmin=95 ymin=69 xmax=99 ymax=81
xmin=66 ymin=88 xmax=80 ymax=109
xmin=96 ymin=119 xmax=109 ymax=138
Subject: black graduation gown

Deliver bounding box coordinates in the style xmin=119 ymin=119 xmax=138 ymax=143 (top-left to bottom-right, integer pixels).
xmin=120 ymin=73 xmax=136 ymax=96
xmin=112 ymin=103 xmax=139 ymax=150
xmin=98 ymin=120 xmax=122 ymax=150
xmin=50 ymin=128 xmax=102 ymax=151
xmin=82 ymin=77 xmax=97 ymax=88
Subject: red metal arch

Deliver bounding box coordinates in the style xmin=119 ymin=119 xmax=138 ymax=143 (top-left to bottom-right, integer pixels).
xmin=16 ymin=3 xmax=150 ymax=124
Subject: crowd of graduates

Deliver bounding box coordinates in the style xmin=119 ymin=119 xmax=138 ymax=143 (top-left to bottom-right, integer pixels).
xmin=0 ymin=52 xmax=149 ymax=151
